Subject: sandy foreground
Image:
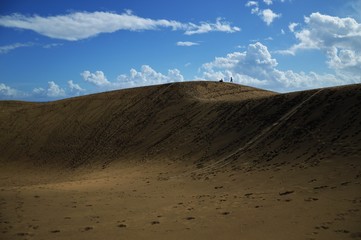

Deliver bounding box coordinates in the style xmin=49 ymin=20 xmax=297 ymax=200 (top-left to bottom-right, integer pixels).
xmin=1 ymin=156 xmax=361 ymax=240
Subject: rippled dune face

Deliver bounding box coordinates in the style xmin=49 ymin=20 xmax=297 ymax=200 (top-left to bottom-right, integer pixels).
xmin=1 ymin=82 xmax=361 ymax=239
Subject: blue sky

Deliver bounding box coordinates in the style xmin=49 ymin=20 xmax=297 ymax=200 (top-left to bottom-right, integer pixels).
xmin=0 ymin=0 xmax=360 ymax=101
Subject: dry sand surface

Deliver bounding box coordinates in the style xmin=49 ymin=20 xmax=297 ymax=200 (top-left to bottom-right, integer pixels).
xmin=1 ymin=81 xmax=361 ymax=239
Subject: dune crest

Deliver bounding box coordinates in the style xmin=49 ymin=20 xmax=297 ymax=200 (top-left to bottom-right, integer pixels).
xmin=0 ymin=81 xmax=359 ymax=169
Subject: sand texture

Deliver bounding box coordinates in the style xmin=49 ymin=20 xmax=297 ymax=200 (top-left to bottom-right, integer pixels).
xmin=0 ymin=81 xmax=360 ymax=239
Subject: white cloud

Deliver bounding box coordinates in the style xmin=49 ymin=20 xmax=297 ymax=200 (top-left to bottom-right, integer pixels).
xmin=32 ymin=87 xmax=45 ymax=95
xmin=81 ymin=70 xmax=110 ymax=86
xmin=263 ymin=0 xmax=273 ymax=5
xmin=68 ymin=80 xmax=85 ymax=94
xmin=176 ymin=41 xmax=199 ymax=47
xmin=116 ymin=65 xmax=184 ymax=88
xmin=259 ymin=9 xmax=281 ymax=25
xmin=47 ymin=81 xmax=66 ymax=97
xmin=246 ymin=1 xmax=260 ymax=14
xmin=327 ymin=48 xmax=361 ymax=70
xmin=0 ymin=83 xmax=24 ymax=98
xmin=279 ymin=13 xmax=361 ymax=83
xmin=200 ymin=42 xmax=275 ymax=86
xmin=0 ymin=11 xmax=240 ymax=41
xmin=272 ymin=69 xmax=342 ymax=90
xmin=288 ymin=22 xmax=298 ymax=32
xmin=0 ymin=42 xmax=63 ymax=54
xmin=33 ymin=81 xmax=66 ymax=98
xmin=283 ymin=13 xmax=361 ymax=54
xmin=245 ymin=3 xmax=281 ymax=25
xmin=246 ymin=1 xmax=259 ymax=7
xmin=79 ymin=66 xmax=185 ymax=91
xmin=251 ymin=7 xmax=260 ymax=15
xmin=200 ymin=42 xmax=351 ymax=91
xmin=0 ymin=42 xmax=33 ymax=54
xmin=43 ymin=43 xmax=63 ymax=49
xmin=184 ymin=18 xmax=240 ymax=35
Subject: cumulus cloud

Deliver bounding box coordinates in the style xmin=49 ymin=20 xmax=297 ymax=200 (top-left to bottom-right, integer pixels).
xmin=245 ymin=2 xmax=281 ymax=25
xmin=68 ymin=80 xmax=85 ymax=94
xmin=47 ymin=81 xmax=66 ymax=97
xmin=200 ymin=42 xmax=349 ymax=91
xmin=282 ymin=13 xmax=361 ymax=54
xmin=0 ymin=81 xmax=80 ymax=100
xmin=201 ymin=42 xmax=275 ymax=86
xmin=0 ymin=42 xmax=33 ymax=54
xmin=259 ymin=9 xmax=281 ymax=25
xmin=0 ymin=11 xmax=240 ymax=41
xmin=81 ymin=70 xmax=110 ymax=86
xmin=176 ymin=41 xmax=199 ymax=47
xmin=116 ymin=65 xmax=184 ymax=88
xmin=0 ymin=83 xmax=24 ymax=98
xmin=79 ymin=66 xmax=185 ymax=90
xmin=279 ymin=13 xmax=361 ymax=83
xmin=33 ymin=81 xmax=66 ymax=98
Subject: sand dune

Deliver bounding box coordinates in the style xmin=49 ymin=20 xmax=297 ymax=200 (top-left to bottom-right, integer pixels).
xmin=1 ymin=81 xmax=360 ymax=239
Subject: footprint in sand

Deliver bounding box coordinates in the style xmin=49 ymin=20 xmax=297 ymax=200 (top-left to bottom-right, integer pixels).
xmin=279 ymin=190 xmax=294 ymax=196
xmin=315 ymin=225 xmax=329 ymax=230
xmin=304 ymin=197 xmax=319 ymax=202
xmin=341 ymin=181 xmax=351 ymax=186
xmin=221 ymin=211 xmax=230 ymax=215
xmin=17 ymin=232 xmax=33 ymax=236
xmin=84 ymin=227 xmax=93 ymax=231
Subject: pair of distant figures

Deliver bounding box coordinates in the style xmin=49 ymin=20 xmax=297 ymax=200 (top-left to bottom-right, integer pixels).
xmin=219 ymin=77 xmax=233 ymax=83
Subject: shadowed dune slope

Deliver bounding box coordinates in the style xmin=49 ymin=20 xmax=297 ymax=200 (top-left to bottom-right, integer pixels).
xmin=0 ymin=81 xmax=360 ymax=169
